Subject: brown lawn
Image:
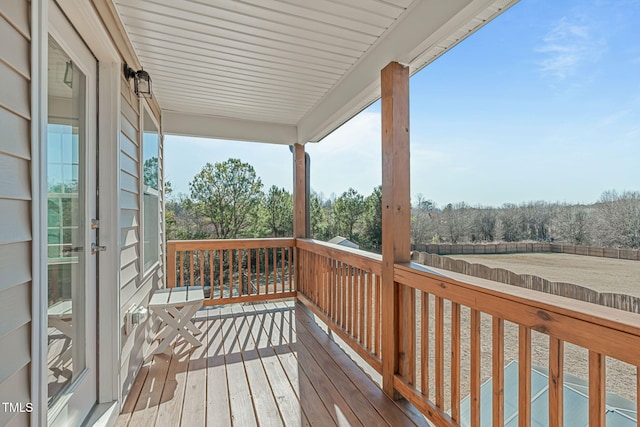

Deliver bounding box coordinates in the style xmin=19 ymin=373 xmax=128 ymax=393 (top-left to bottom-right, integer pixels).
xmin=448 ymin=252 xmax=640 ymax=298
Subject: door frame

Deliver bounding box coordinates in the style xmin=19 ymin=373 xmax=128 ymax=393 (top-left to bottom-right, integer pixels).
xmin=32 ymin=0 xmax=122 ymax=425
xmin=47 ymin=4 xmax=99 ymax=423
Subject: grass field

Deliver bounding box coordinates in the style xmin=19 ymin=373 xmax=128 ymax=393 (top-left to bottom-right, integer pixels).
xmin=447 ymin=252 xmax=640 ymax=298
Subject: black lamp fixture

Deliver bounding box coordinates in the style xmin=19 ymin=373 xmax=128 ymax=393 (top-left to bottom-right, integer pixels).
xmin=123 ymin=63 xmax=152 ymax=99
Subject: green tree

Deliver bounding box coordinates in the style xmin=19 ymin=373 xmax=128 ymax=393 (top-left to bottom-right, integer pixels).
xmin=362 ymin=186 xmax=382 ymax=251
xmin=189 ymin=159 xmax=263 ymax=239
xmin=310 ymin=192 xmax=326 ymax=239
xmin=143 ymin=156 xmax=159 ymax=190
xmin=333 ymin=188 xmax=365 ymax=241
xmin=263 ymin=185 xmax=293 ymax=237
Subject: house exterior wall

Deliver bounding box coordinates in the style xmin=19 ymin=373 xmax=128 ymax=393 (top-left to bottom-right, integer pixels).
xmin=0 ymin=2 xmax=32 ymax=426
xmin=0 ymin=0 xmax=166 ymax=421
xmin=118 ymin=78 xmax=165 ymax=400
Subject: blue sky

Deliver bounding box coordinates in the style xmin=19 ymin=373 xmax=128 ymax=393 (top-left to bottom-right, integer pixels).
xmin=165 ymin=0 xmax=640 ymax=207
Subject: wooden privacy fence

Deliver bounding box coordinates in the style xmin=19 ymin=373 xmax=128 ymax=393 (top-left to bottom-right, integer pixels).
xmin=412 ymin=242 xmax=640 ymax=260
xmin=166 ymin=238 xmax=296 ymax=306
xmin=296 ymin=239 xmax=384 ymax=372
xmin=412 ymin=251 xmax=640 ymax=314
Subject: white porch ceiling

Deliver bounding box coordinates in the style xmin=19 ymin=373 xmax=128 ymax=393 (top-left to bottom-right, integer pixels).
xmin=112 ymin=0 xmax=517 ymax=144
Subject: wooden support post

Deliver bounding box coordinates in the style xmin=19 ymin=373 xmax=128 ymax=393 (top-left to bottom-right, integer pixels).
xmin=293 ymin=143 xmax=308 ymax=239
xmin=380 ymin=61 xmax=410 ymax=398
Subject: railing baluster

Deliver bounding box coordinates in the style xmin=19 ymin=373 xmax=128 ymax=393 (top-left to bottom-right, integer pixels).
xmin=343 ymin=263 xmax=349 ymax=332
xmin=239 ymin=249 xmax=244 ymax=295
xmin=333 ymin=260 xmax=338 ymax=324
xmin=288 ymin=246 xmax=292 ymax=292
xmin=179 ymin=250 xmax=184 ymax=287
xmin=336 ymin=261 xmax=342 ymax=328
xmin=314 ymin=253 xmax=319 ymax=305
xmin=375 ymin=274 xmax=381 ymax=357
xmin=435 ymin=296 xmax=444 ymax=408
xmin=588 ymin=351 xmax=605 ymax=427
xmin=318 ymin=254 xmax=323 ymax=307
xmin=366 ymin=271 xmax=373 ymax=352
xmin=209 ymin=250 xmax=214 ymax=299
xmin=247 ymin=249 xmax=253 ymax=295
xmin=549 ymin=338 xmax=564 ymax=427
xmin=341 ymin=262 xmax=347 ymax=330
xmin=421 ymin=292 xmax=429 ymax=398
xmin=218 ymin=249 xmax=223 ymax=299
xmin=359 ymin=268 xmax=365 ymax=345
xmin=265 ymin=248 xmax=269 ymax=295
xmin=229 ymin=249 xmax=234 ymax=298
xmin=189 ymin=250 xmax=194 ymax=287
xmin=471 ymin=309 xmax=481 ymax=427
xmin=167 ymin=243 xmax=176 ymax=288
xmin=451 ymin=302 xmax=461 ymax=422
xmin=256 ymin=248 xmax=261 ymax=295
xmin=519 ymin=326 xmax=531 ymax=427
xmin=323 ymin=257 xmax=328 ymax=318
xmin=194 ymin=250 xmax=204 ymax=287
xmin=323 ymin=256 xmax=329 ymax=313
xmin=348 ymin=264 xmax=354 ymax=335
xmin=493 ymin=317 xmax=504 ymax=427
xmin=281 ymin=246 xmax=285 ymax=295
xmin=272 ymin=246 xmax=277 ymax=294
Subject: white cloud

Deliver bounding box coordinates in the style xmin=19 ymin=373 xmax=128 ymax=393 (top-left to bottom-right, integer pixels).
xmin=536 ymin=17 xmax=605 ymax=79
xmin=306 ymin=111 xmax=382 ymax=196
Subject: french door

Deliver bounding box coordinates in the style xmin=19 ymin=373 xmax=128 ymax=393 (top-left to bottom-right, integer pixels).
xmin=46 ymin=2 xmax=98 ymax=425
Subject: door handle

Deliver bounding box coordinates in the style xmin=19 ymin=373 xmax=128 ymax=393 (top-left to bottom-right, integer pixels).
xmin=91 ymin=243 xmax=107 ymax=255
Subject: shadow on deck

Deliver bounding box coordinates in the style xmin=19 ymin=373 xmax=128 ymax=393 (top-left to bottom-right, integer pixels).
xmin=116 ymin=300 xmax=429 ymax=427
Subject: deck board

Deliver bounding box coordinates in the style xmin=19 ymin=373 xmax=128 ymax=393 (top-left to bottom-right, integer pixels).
xmin=117 ymin=300 xmax=429 ymax=427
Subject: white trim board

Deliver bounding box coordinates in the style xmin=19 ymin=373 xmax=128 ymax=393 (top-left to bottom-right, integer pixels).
xmin=162 ymin=110 xmax=297 ymax=145
xmin=31 ymin=0 xmax=48 ymax=425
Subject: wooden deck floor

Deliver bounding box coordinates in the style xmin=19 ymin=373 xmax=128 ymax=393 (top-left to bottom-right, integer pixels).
xmin=116 ymin=300 xmax=429 ymax=427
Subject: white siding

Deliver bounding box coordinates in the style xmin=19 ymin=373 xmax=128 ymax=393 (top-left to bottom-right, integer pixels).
xmin=118 ymin=78 xmax=164 ymax=399
xmin=0 ymin=2 xmax=31 ymax=425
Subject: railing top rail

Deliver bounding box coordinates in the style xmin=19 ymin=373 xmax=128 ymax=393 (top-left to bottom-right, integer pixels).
xmin=167 ymin=237 xmax=295 ymax=250
xmin=297 ymin=238 xmax=382 ymax=274
xmin=395 ymin=262 xmax=640 ymax=365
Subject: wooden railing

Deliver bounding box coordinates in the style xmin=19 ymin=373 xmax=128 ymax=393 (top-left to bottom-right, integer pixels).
xmin=166 ymin=237 xmax=640 ymax=425
xmin=166 ymin=238 xmax=296 ymax=306
xmin=296 ymin=239 xmax=384 ymax=372
xmin=393 ymin=264 xmax=640 ymax=425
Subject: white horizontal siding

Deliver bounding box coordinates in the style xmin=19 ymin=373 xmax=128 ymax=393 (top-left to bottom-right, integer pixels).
xmin=0 ymin=2 xmax=31 ymax=426
xmin=0 ymin=106 xmax=30 ymax=159
xmin=0 ymin=242 xmax=30 ymax=292
xmin=0 ymin=364 xmax=30 ymax=426
xmin=0 ymin=59 xmax=29 ymax=119
xmin=118 ymin=83 xmax=165 ymax=402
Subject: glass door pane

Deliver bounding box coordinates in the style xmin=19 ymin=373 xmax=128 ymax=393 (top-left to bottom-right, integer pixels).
xmin=47 ymin=35 xmax=87 ymax=405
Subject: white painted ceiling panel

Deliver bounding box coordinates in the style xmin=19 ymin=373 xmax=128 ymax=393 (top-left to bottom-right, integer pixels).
xmin=112 ymin=0 xmax=518 ymax=143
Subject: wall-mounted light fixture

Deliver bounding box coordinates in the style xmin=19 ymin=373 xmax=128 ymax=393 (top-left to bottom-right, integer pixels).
xmin=64 ymin=61 xmax=73 ymax=88
xmin=123 ymin=63 xmax=152 ymax=99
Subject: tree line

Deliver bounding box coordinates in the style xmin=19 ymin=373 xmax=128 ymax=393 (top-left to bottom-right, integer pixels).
xmin=166 ymin=158 xmax=640 ymax=250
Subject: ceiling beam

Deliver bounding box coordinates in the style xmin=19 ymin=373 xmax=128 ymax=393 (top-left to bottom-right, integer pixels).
xmin=162 ymin=110 xmax=297 ymax=145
